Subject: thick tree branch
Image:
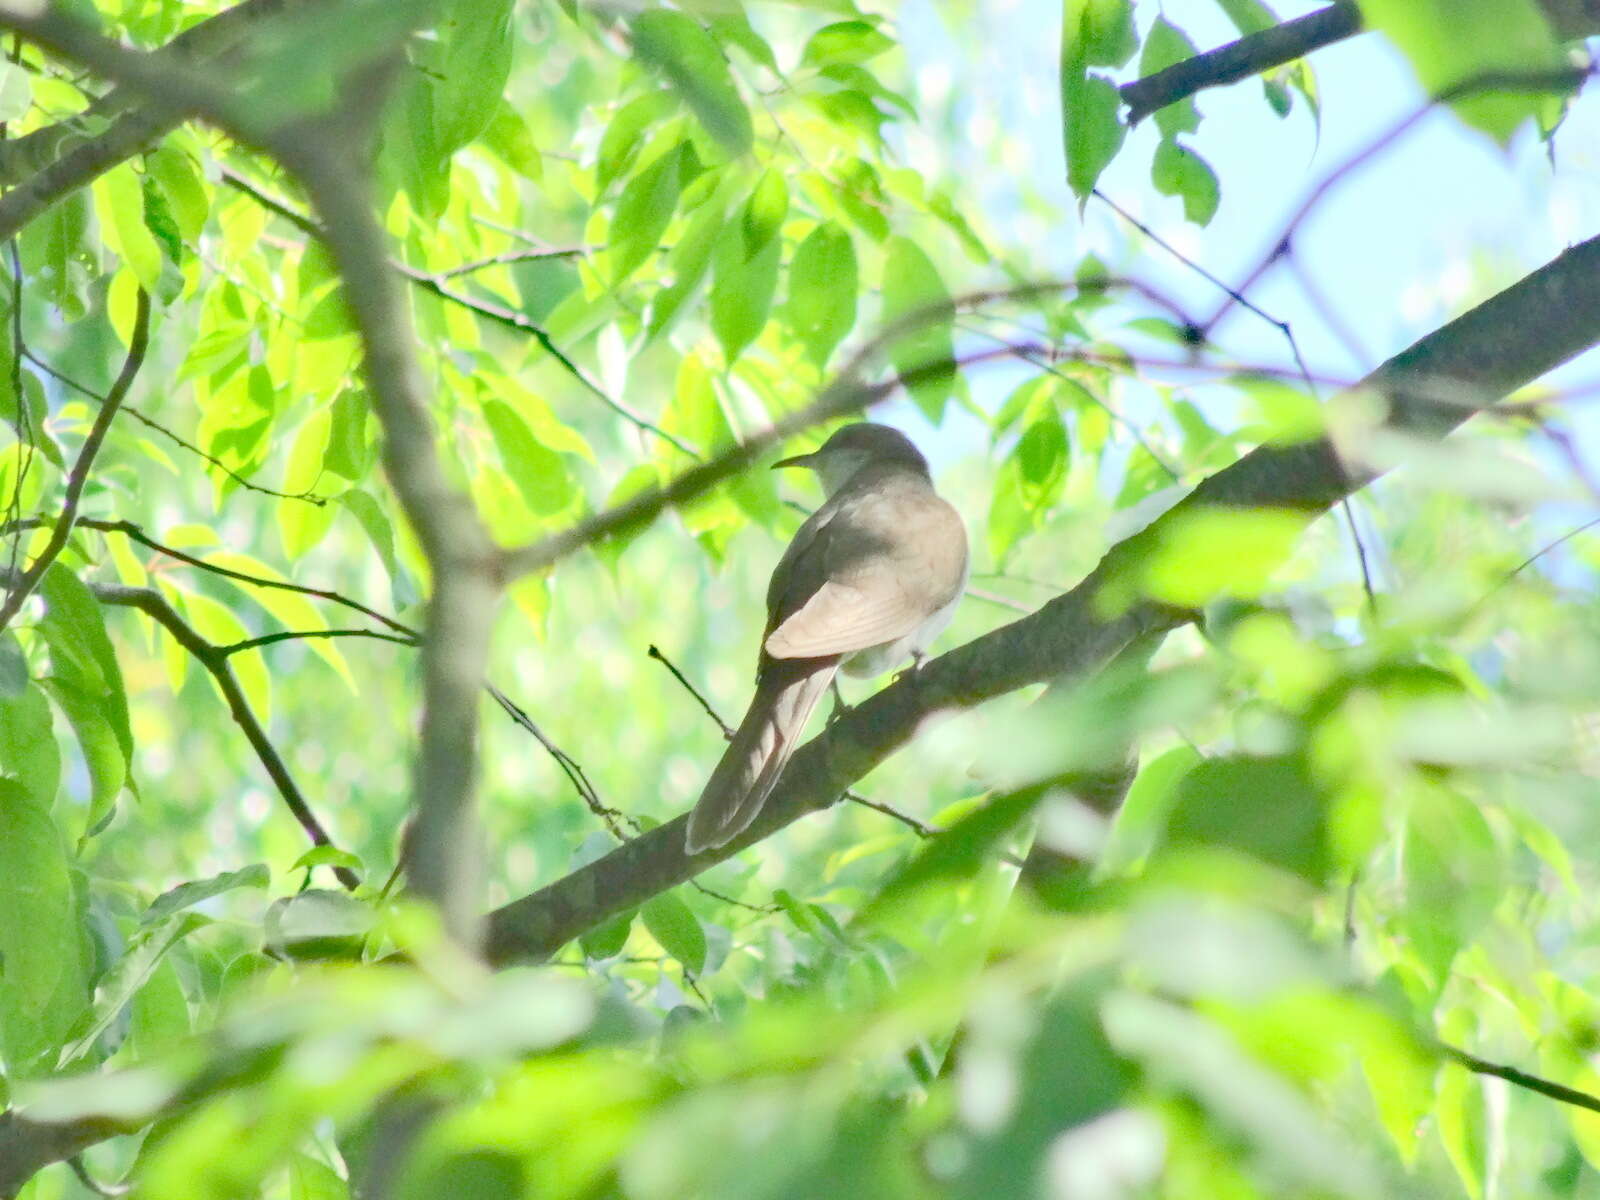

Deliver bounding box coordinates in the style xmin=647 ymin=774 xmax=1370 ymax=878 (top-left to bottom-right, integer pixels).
xmin=487 ymin=231 xmax=1600 ymax=965
xmin=0 ymin=0 xmax=317 ymax=240
xmin=1120 ymin=3 xmax=1361 ymax=126
xmin=0 ymin=2 xmax=506 ymax=947
xmin=89 ymin=583 xmax=360 ymax=889
xmin=0 ymin=289 xmax=149 ymax=633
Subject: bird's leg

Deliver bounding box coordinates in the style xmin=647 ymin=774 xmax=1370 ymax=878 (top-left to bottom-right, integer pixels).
xmin=827 ymin=678 xmax=854 ymax=725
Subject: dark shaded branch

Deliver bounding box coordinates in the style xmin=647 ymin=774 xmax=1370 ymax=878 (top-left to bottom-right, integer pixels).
xmin=0 ymin=1112 xmax=132 ymax=1200
xmin=91 ymin=583 xmax=360 ymax=890
xmin=0 ymin=289 xmax=149 ymax=632
xmin=0 ymin=0 xmax=315 ymax=240
xmin=1120 ymin=3 xmax=1362 ymax=126
xmin=487 ymin=232 xmax=1600 ymax=964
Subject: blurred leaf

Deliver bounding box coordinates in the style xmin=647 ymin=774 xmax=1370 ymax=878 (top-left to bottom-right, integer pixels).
xmin=0 ymin=780 xmax=74 ymax=1017
xmin=1356 ymin=0 xmax=1565 ymax=141
xmin=1162 ymin=754 xmax=1328 ymax=883
xmin=631 ymin=10 xmax=753 ymax=156
xmin=610 ymin=142 xmax=686 ymax=284
xmin=144 ymin=864 xmax=270 ymax=925
xmin=786 ymin=221 xmax=858 ymax=366
xmin=484 ymin=399 xmax=576 ymax=515
xmin=57 ymin=912 xmax=208 ymax=1067
xmin=40 ymin=676 xmax=125 ymax=840
xmin=711 ymin=217 xmax=781 ymax=364
xmin=801 ymin=20 xmax=894 ymax=68
xmin=430 ymin=0 xmax=516 ymax=154
xmin=881 ymin=236 xmax=954 ymax=421
xmin=599 ymin=91 xmax=678 ymax=194
xmin=642 ymin=892 xmax=706 ymax=973
xmin=0 ymin=677 xmax=59 ymax=810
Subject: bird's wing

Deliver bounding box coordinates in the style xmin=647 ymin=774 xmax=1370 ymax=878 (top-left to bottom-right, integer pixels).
xmin=764 ymin=472 xmax=966 ymax=660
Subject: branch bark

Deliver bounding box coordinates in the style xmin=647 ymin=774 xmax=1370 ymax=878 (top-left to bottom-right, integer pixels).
xmin=486 ymin=230 xmax=1600 ymax=965
xmin=0 ymin=0 xmax=317 ymax=240
xmin=1119 ymin=3 xmax=1362 ymax=126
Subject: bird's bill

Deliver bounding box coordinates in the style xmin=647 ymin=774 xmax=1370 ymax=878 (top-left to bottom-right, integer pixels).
xmin=770 ymin=451 xmax=817 ymax=470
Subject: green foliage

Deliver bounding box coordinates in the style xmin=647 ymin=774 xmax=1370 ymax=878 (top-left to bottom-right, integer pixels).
xmin=0 ymin=2 xmax=1595 ymax=1198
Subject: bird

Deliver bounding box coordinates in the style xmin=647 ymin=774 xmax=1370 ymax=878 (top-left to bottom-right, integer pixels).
xmin=685 ymin=422 xmax=969 ymax=854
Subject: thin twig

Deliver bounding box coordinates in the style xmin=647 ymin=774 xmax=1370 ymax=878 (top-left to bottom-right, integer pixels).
xmin=0 ymin=289 xmax=150 ymax=633
xmin=21 ymin=349 xmax=327 ymax=504
xmin=90 ymin=582 xmax=360 ymax=890
xmin=1091 ymin=188 xmax=1378 ymax=609
xmin=1204 ymin=65 xmax=1593 ymax=335
xmin=647 ymin=643 xmax=733 ymax=737
xmin=437 ymin=246 xmax=588 ymax=278
xmin=1444 ymin=1044 xmax=1600 ymax=1116
xmin=217 ymin=627 xmax=417 ymax=656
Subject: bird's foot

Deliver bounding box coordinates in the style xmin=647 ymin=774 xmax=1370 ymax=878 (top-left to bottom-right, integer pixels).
xmin=826 ymin=679 xmax=854 ymax=725
xmin=894 ymin=651 xmax=927 ymax=687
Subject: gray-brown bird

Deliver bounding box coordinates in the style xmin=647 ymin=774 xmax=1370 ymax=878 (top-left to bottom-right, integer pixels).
xmin=685 ymin=423 xmax=968 ymax=854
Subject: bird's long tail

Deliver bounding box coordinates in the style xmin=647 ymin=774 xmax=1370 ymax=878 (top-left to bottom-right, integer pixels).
xmin=685 ymin=658 xmax=836 ymax=854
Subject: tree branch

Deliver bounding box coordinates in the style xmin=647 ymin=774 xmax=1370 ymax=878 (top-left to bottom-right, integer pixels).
xmin=0 ymin=0 xmax=317 ymax=240
xmin=90 ymin=583 xmax=360 ymax=890
xmin=1119 ymin=3 xmax=1362 ymax=126
xmin=0 ymin=289 xmax=149 ymax=633
xmin=486 ymin=231 xmax=1600 ymax=964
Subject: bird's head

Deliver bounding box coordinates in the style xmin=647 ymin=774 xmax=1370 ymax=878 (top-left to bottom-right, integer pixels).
xmin=771 ymin=423 xmax=930 ymax=496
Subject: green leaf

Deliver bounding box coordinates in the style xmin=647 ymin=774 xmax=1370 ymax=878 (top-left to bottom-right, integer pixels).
xmin=0 ymin=61 xmax=30 ymax=123
xmin=598 ymin=91 xmax=678 ymax=194
xmin=381 ymin=70 xmax=450 ymax=220
xmin=1213 ymin=0 xmax=1277 ymax=35
xmin=1136 ymin=507 xmax=1309 ymax=607
xmin=39 ymin=566 xmax=132 ymax=769
xmin=987 ymin=380 xmax=1070 ymax=562
xmin=143 ymin=864 xmax=270 ymax=925
xmin=801 ymin=20 xmax=894 ymax=68
xmin=291 ymin=846 xmax=363 ymax=876
xmin=1435 ymin=1061 xmax=1486 ymax=1199
xmin=1152 ymin=138 xmax=1220 ymax=225
xmin=324 ymin=388 xmax=376 ymax=482
xmin=264 ymin=889 xmax=373 ymax=960
xmin=1060 ymin=0 xmax=1128 ymax=198
xmin=0 ymin=678 xmax=59 ymax=810
xmin=40 ymin=677 xmax=124 ymax=840
xmin=609 ymin=142 xmax=685 ymax=284
xmin=57 ymin=913 xmax=208 ymax=1068
xmin=431 ymin=0 xmax=516 ymax=154
xmin=740 ymin=168 xmax=788 ymax=259
xmin=647 ymin=185 xmax=727 ymax=340
xmin=711 ymin=216 xmax=781 ymax=364
xmin=641 ymin=892 xmax=706 ymax=973
xmin=785 ymin=221 xmax=857 ymax=366
xmin=277 ymin=411 xmax=336 ymax=560
xmin=1140 ymin=18 xmax=1201 ymax=137
xmin=631 ymin=10 xmax=753 ymax=157
xmin=880 ymin=236 xmax=954 ymax=422
xmin=93 ymin=163 xmax=161 ymax=292
xmin=484 ymin=400 xmax=575 ymax=515
xmin=146 ymin=143 xmax=210 ymax=242
xmin=0 ymin=780 xmax=74 ymax=1016
xmin=579 ymin=908 xmax=636 ymax=960
xmin=1355 ymin=0 xmax=1565 ymax=142
xmin=480 ymin=103 xmax=543 ymax=181
xmin=1163 ymin=755 xmax=1329 ymax=882
xmin=19 ymin=190 xmax=94 ymax=320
